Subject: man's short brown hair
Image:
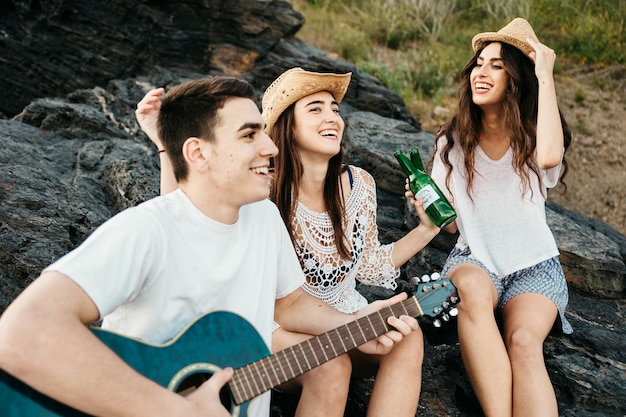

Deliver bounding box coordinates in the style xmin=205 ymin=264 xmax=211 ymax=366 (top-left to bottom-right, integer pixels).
xmin=158 ymin=77 xmax=257 ymax=182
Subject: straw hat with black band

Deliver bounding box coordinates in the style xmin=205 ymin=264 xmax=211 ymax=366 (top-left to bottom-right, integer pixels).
xmin=262 ymin=67 xmax=352 ymax=135
xmin=472 ymin=17 xmax=539 ymax=58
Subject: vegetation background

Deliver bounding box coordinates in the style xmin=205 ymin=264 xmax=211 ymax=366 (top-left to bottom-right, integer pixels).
xmin=291 ymin=0 xmax=626 ymax=235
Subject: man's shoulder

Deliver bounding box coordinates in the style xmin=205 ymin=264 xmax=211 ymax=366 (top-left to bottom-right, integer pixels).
xmin=239 ymin=199 xmax=287 ymax=235
xmin=132 ymin=189 xmax=186 ymax=215
xmin=105 ymin=193 xmax=175 ymax=233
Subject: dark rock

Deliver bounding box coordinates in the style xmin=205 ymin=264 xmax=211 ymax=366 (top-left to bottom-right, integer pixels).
xmin=254 ymin=38 xmax=419 ymax=128
xmin=0 ymin=1 xmax=624 ymax=416
xmin=0 ymin=0 xmax=305 ymax=117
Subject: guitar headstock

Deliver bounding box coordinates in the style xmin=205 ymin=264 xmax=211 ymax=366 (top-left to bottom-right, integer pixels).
xmin=412 ymin=273 xmax=459 ymax=327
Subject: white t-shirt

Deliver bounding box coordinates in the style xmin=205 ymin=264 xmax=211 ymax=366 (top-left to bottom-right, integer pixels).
xmin=431 ymin=136 xmax=561 ymax=277
xmin=46 ymin=188 xmax=305 ymax=417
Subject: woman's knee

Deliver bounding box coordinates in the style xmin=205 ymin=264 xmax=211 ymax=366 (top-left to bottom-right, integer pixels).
xmin=293 ymin=354 xmax=351 ymax=406
xmin=401 ymin=326 xmax=424 ymax=356
xmin=506 ymin=327 xmax=544 ymax=365
xmin=309 ymin=352 xmax=352 ymax=383
xmin=449 ymin=265 xmax=496 ymax=310
xmin=380 ymin=328 xmax=424 ymax=372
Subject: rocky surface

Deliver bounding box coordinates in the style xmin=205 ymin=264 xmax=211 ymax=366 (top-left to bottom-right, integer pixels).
xmin=0 ymin=1 xmax=624 ymax=416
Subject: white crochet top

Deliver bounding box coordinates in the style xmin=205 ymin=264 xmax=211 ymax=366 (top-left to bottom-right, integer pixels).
xmin=293 ymin=166 xmax=399 ymax=313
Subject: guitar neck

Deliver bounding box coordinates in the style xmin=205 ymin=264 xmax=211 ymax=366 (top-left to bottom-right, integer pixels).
xmin=229 ymin=296 xmax=423 ymax=404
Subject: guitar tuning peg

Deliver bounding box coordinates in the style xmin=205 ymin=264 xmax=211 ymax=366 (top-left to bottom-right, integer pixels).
xmin=431 ymin=272 xmax=441 ymax=280
xmin=442 ymin=313 xmax=450 ymax=322
xmin=433 ymin=319 xmax=442 ymax=328
xmin=421 ymin=274 xmax=431 ymax=282
xmin=411 ymin=276 xmax=419 ymax=286
xmin=450 ymin=295 xmax=459 ymax=304
xmin=449 ymin=308 xmax=459 ymax=317
xmin=442 ymin=301 xmax=449 ymax=308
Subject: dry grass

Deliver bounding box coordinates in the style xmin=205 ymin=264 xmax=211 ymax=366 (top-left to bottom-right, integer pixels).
xmin=291 ymin=0 xmax=626 ymax=235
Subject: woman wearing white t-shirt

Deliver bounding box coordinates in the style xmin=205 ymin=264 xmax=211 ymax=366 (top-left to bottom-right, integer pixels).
xmin=429 ymin=18 xmax=573 ymax=417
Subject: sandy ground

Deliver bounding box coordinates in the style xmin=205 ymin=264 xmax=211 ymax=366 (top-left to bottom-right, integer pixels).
xmin=549 ymin=71 xmax=626 ymax=236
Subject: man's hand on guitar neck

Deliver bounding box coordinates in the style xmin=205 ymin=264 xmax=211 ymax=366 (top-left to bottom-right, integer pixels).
xmin=354 ymin=292 xmax=420 ymax=356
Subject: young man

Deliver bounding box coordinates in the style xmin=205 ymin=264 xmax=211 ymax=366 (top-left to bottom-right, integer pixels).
xmin=0 ymin=77 xmax=418 ymax=417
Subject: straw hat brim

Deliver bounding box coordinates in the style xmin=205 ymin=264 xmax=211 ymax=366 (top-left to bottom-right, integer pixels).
xmin=262 ymin=68 xmax=352 ymax=135
xmin=472 ymin=33 xmax=534 ymax=57
xmin=471 ymin=18 xmax=538 ymax=58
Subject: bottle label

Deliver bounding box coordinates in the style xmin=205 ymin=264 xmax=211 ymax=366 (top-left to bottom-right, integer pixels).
xmin=415 ymin=185 xmax=440 ymax=209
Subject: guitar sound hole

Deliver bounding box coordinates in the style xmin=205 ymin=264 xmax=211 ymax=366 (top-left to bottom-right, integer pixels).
xmin=174 ymin=372 xmax=234 ymax=411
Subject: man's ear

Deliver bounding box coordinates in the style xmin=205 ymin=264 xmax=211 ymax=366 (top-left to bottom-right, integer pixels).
xmin=181 ymin=137 xmax=209 ymax=172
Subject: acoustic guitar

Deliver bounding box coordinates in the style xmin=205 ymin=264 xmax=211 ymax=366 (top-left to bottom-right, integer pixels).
xmin=0 ymin=278 xmax=458 ymax=416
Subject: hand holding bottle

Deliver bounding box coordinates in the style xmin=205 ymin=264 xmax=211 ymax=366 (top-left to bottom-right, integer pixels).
xmin=395 ymin=148 xmax=457 ymax=228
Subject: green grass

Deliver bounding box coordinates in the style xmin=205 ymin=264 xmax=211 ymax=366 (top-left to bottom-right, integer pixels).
xmin=292 ymin=0 xmax=625 ymax=132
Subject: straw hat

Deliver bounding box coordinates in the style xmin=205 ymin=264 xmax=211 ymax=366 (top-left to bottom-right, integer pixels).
xmin=472 ymin=17 xmax=539 ymax=57
xmin=262 ymin=67 xmax=352 ymax=134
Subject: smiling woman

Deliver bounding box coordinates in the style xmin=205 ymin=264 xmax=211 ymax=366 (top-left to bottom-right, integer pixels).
xmin=289 ymin=91 xmax=345 ymax=187
xmin=263 ymin=67 xmax=441 ymax=417
xmin=429 ymin=17 xmax=573 ymax=417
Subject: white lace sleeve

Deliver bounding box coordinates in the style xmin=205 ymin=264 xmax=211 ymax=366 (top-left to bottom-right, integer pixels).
xmin=353 ymin=168 xmax=399 ymax=289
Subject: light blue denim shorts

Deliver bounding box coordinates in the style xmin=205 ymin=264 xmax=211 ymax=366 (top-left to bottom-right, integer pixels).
xmin=442 ymin=247 xmax=572 ymax=334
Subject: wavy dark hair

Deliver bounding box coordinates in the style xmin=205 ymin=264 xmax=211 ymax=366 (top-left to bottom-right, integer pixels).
xmin=269 ymin=103 xmax=350 ymax=259
xmin=430 ymin=41 xmax=571 ymax=199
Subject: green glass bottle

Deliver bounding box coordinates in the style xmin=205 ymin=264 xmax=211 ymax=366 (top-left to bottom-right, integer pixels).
xmin=394 ymin=148 xmax=457 ymax=228
xmin=410 ymin=147 xmax=426 ymax=172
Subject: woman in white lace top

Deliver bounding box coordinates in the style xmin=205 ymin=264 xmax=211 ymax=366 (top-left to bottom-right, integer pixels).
xmin=292 ymin=165 xmax=398 ymax=313
xmin=262 ymin=67 xmax=440 ymax=417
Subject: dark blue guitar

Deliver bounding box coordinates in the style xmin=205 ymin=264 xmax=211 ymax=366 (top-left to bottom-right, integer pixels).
xmin=0 ymin=278 xmax=458 ymax=416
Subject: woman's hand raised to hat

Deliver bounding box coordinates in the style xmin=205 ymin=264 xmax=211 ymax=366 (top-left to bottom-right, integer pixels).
xmin=136 ymin=87 xmax=165 ymax=149
xmin=526 ymin=37 xmax=557 ymax=83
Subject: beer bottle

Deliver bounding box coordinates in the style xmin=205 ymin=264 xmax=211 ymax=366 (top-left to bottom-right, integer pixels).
xmin=394 ymin=148 xmax=456 ymax=228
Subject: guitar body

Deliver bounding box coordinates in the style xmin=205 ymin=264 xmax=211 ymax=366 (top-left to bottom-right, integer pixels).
xmin=0 ymin=311 xmax=270 ymax=417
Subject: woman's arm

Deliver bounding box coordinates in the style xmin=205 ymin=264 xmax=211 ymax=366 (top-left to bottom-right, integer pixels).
xmin=356 ymin=170 xmax=439 ymax=281
xmin=391 ymin=193 xmax=441 ymax=267
xmin=527 ymin=38 xmax=564 ymax=169
xmin=136 ymin=88 xmax=178 ymax=195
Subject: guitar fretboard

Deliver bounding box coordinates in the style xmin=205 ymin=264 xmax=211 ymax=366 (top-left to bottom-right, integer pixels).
xmin=229 ymin=296 xmax=422 ymax=404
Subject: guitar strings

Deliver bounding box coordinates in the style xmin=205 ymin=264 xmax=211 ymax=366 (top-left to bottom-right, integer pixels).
xmin=230 ymin=287 xmax=453 ymax=404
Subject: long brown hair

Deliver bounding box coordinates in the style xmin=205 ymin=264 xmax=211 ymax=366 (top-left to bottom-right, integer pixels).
xmin=269 ymin=103 xmax=351 ymax=259
xmin=431 ymin=42 xmax=571 ymax=198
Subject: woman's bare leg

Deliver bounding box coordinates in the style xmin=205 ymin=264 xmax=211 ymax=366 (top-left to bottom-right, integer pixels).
xmin=502 ymin=293 xmax=558 ymax=417
xmin=449 ymin=263 xmax=512 ymax=417
xmin=350 ymin=325 xmax=424 ymax=417
xmin=272 ymin=327 xmax=351 ymax=417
